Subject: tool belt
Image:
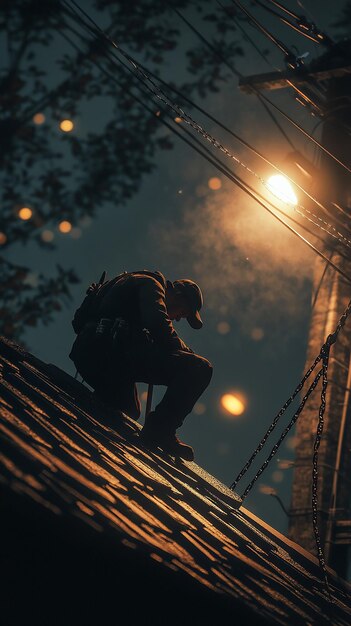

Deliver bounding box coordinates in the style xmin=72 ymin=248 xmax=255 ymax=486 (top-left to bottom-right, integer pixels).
xmin=95 ymin=317 xmax=130 ymax=349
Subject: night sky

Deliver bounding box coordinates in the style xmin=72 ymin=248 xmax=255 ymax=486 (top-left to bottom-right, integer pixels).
xmin=6 ymin=1 xmax=349 ymax=536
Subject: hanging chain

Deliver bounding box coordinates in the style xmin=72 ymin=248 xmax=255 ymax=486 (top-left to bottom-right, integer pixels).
xmin=312 ymin=339 xmax=334 ymax=602
xmin=231 ymin=299 xmax=351 ymax=494
xmin=230 ymin=352 xmax=322 ymax=490
xmin=239 ymin=367 xmax=323 ymax=499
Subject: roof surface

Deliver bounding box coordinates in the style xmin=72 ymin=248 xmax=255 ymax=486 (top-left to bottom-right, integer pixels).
xmin=1 ymin=336 xmax=351 ymax=626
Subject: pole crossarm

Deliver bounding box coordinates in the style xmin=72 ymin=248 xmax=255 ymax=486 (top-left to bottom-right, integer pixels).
xmin=239 ymin=61 xmax=351 ymax=93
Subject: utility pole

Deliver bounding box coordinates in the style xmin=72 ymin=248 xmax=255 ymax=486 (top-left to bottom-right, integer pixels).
xmin=239 ymin=40 xmax=351 ymax=578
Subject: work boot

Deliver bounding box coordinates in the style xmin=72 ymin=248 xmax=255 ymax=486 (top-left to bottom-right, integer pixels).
xmin=159 ymin=433 xmax=194 ymax=461
xmin=139 ymin=414 xmax=194 ymax=461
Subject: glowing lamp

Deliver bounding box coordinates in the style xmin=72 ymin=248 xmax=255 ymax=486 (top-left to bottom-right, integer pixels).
xmin=266 ymin=175 xmax=298 ymax=206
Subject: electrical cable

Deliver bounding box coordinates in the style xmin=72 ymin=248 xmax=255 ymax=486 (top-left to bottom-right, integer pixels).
xmin=61 ymin=1 xmax=351 ymax=256
xmin=133 ymin=10 xmax=351 ymax=236
xmin=175 ymin=3 xmax=297 ymax=150
xmin=63 ymin=13 xmax=351 ymax=265
xmin=253 ymin=0 xmax=332 ymax=45
xmin=172 ymin=3 xmax=351 ymax=179
xmin=216 ymin=0 xmax=273 ymax=69
xmin=172 ymin=7 xmax=241 ymax=79
xmin=60 ymin=2 xmax=351 ymax=286
xmin=230 ymin=0 xmax=296 ymax=61
xmin=176 ymin=3 xmax=298 ymax=151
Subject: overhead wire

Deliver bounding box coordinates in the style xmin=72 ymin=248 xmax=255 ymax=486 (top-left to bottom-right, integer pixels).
xmin=63 ymin=0 xmax=351 ymax=249
xmin=182 ymin=0 xmax=298 ymax=151
xmin=226 ymin=1 xmax=351 ymax=142
xmin=65 ymin=0 xmax=351 ymax=259
xmin=216 ymin=0 xmax=273 ymax=69
xmin=62 ymin=1 xmax=351 ymax=248
xmin=168 ymin=8 xmax=351 ymax=240
xmin=60 ymin=17 xmax=339 ymax=260
xmin=230 ymin=0 xmax=295 ymax=61
xmin=60 ymin=1 xmax=351 ymax=285
xmin=252 ymin=0 xmax=332 ymax=45
xmin=176 ymin=3 xmax=351 ymax=181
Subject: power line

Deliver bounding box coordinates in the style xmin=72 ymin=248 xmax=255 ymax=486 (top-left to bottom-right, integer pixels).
xmin=62 ymin=1 xmax=351 ymax=258
xmin=60 ymin=2 xmax=351 ymax=285
xmin=252 ymin=0 xmax=334 ymax=46
xmin=230 ymin=0 xmax=301 ymax=66
xmin=172 ymin=7 xmax=241 ymax=78
xmin=170 ymin=5 xmax=351 ymax=180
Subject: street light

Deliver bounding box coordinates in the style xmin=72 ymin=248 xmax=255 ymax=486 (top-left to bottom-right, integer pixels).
xmin=265 ymin=150 xmax=319 ymax=207
xmin=266 ymin=174 xmax=298 ymax=205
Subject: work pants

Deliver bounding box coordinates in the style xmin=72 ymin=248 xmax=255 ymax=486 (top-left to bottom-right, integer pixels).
xmin=70 ymin=327 xmax=212 ymax=430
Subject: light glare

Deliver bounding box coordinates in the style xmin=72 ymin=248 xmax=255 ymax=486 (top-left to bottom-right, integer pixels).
xmin=208 ymin=177 xmax=222 ymax=190
xmin=18 ymin=207 xmax=32 ymax=220
xmin=59 ymin=220 xmax=72 ymax=233
xmin=60 ymin=119 xmax=74 ymax=132
xmin=266 ymin=175 xmax=298 ymax=205
xmin=33 ymin=113 xmax=45 ymax=125
xmin=221 ymin=393 xmax=245 ymax=416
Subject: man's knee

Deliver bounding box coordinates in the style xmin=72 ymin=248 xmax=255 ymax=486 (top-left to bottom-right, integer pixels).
xmin=190 ymin=354 xmax=213 ymax=385
xmin=200 ymin=356 xmax=213 ymax=383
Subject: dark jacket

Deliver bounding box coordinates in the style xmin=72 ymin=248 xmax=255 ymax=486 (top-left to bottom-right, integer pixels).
xmin=95 ymin=270 xmax=192 ymax=354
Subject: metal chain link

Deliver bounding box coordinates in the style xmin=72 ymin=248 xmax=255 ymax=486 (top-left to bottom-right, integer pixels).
xmin=230 ymin=352 xmax=322 ymax=490
xmin=312 ymin=342 xmax=333 ymax=601
xmin=239 ymin=367 xmax=323 ymax=499
xmin=230 ymin=299 xmax=351 ymax=494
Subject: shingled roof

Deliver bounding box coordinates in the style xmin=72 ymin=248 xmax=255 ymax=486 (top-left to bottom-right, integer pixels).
xmin=1 ymin=336 xmax=351 ymax=626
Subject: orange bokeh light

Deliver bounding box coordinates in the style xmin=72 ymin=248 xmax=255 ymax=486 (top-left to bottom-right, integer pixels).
xmin=208 ymin=177 xmax=222 ymax=190
xmin=220 ymin=393 xmax=245 ymax=416
xmin=60 ymin=119 xmax=74 ymax=132
xmin=0 ymin=232 xmax=7 ymax=245
xmin=33 ymin=113 xmax=45 ymax=125
xmin=59 ymin=220 xmax=72 ymax=233
xmin=41 ymin=230 xmax=54 ymax=242
xmin=217 ymin=321 xmax=230 ymax=335
xmin=18 ymin=207 xmax=32 ymax=220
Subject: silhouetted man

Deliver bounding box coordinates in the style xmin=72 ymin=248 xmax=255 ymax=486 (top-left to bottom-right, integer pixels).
xmin=69 ymin=270 xmax=212 ymax=461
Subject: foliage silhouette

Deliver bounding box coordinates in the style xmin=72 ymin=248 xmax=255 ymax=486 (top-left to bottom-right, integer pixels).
xmin=1 ymin=0 xmax=246 ymax=341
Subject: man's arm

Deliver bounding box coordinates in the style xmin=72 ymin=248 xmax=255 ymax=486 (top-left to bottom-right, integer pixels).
xmin=137 ymin=276 xmax=193 ymax=352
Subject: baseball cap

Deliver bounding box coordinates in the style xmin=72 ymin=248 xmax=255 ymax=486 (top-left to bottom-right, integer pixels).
xmin=173 ymin=279 xmax=203 ymax=329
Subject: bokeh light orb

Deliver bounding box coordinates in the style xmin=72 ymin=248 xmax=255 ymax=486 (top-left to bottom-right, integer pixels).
xmin=217 ymin=321 xmax=231 ymax=335
xmin=208 ymin=177 xmax=222 ymax=190
xmin=33 ymin=113 xmax=45 ymax=125
xmin=41 ymin=230 xmax=54 ymax=242
xmin=0 ymin=232 xmax=7 ymax=245
xmin=59 ymin=220 xmax=72 ymax=233
xmin=60 ymin=119 xmax=74 ymax=132
xmin=266 ymin=175 xmax=297 ymax=205
xmin=251 ymin=327 xmax=264 ymax=341
xmin=193 ymin=402 xmax=206 ymax=415
xmin=220 ymin=393 xmax=245 ymax=416
xmin=18 ymin=207 xmax=32 ymax=220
